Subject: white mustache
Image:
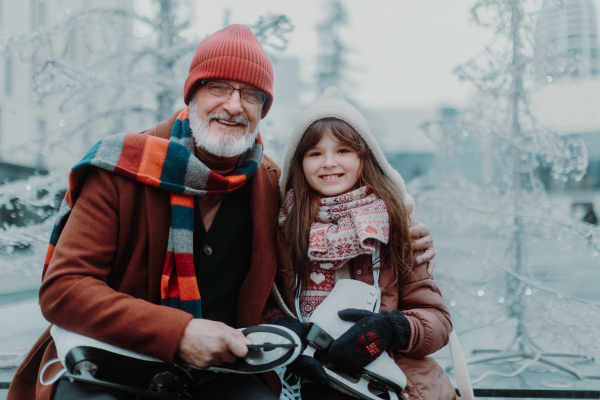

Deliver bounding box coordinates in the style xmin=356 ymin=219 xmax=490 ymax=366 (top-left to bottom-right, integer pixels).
xmin=207 ymin=112 xmax=249 ymax=127
xmin=188 ymin=99 xmax=260 ymax=158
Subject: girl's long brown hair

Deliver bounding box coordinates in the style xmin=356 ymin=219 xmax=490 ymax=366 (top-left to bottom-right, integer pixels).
xmin=283 ymin=118 xmax=414 ymax=296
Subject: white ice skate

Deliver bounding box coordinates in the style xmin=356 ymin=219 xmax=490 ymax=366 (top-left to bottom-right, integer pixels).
xmin=301 ymin=278 xmax=407 ymax=400
xmin=42 ymin=324 xmax=301 ymax=399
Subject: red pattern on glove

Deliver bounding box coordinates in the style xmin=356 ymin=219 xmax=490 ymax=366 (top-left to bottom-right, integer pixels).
xmin=355 ymin=332 xmax=387 ymax=362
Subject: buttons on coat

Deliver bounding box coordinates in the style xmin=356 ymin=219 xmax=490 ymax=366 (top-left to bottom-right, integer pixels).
xmin=357 ymin=269 xmax=362 ymax=275
xmin=203 ymin=245 xmax=213 ymax=256
xmin=364 ymin=288 xmax=378 ymax=309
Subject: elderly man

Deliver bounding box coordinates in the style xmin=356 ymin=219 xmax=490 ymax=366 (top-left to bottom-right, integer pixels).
xmin=8 ymin=25 xmax=434 ymax=400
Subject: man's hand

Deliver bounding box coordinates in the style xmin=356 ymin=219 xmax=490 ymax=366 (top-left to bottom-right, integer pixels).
xmin=409 ymin=217 xmax=435 ymax=277
xmin=177 ymin=319 xmax=249 ymax=368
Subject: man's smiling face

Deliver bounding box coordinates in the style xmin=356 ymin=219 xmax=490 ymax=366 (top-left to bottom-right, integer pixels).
xmin=192 ymin=80 xmax=261 ymax=144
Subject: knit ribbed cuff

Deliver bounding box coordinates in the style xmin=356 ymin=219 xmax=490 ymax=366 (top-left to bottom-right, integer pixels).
xmin=389 ymin=310 xmax=411 ymax=350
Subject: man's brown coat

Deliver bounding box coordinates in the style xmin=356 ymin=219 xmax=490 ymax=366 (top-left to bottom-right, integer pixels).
xmin=8 ymin=111 xmax=282 ymax=400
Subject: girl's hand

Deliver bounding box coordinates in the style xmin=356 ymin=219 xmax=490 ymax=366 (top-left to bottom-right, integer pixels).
xmin=327 ymin=309 xmax=410 ymax=375
xmin=409 ymin=217 xmax=435 ymax=276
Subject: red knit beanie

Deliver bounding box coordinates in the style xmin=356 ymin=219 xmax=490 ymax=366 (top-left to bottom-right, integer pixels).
xmin=184 ymin=24 xmax=274 ymax=118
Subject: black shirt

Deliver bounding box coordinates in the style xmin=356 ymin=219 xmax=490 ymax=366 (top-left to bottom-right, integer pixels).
xmin=193 ymin=184 xmax=253 ymax=328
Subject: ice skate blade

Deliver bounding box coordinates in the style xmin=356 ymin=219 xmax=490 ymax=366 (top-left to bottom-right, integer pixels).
xmin=59 ymin=346 xmax=193 ymax=399
xmin=324 ymin=367 xmax=400 ymax=400
xmin=200 ymin=325 xmax=302 ymax=374
xmin=304 ymin=346 xmax=400 ymax=400
xmin=61 ymin=369 xmax=190 ymax=399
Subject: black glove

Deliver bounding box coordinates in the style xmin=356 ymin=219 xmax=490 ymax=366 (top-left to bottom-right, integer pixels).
xmin=274 ymin=316 xmax=330 ymax=386
xmin=327 ymin=309 xmax=410 ymax=374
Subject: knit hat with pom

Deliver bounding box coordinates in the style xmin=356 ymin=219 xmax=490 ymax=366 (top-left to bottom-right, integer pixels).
xmin=183 ymin=24 xmax=274 ymax=118
xmin=279 ymin=87 xmax=415 ymax=214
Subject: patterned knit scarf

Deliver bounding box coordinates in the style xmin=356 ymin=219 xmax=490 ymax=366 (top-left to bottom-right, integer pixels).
xmin=278 ymin=187 xmax=389 ymax=319
xmin=42 ymin=108 xmax=263 ymax=318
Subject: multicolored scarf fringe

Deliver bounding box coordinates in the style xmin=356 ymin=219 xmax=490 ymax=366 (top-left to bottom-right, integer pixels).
xmin=279 ymin=187 xmax=389 ymax=319
xmin=42 ymin=108 xmax=263 ymax=318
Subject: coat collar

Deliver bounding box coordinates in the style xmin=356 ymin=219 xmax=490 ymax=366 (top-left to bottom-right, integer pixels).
xmin=238 ymin=156 xmax=280 ymax=327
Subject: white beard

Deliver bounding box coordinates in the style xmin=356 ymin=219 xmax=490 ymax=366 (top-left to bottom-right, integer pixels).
xmin=189 ymin=100 xmax=260 ymax=158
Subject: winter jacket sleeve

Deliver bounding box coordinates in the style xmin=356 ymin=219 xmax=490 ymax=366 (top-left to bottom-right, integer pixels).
xmin=39 ymin=168 xmax=193 ymax=364
xmin=394 ymin=258 xmax=452 ymax=359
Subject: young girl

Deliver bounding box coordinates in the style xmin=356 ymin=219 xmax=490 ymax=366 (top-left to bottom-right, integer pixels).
xmin=272 ymin=87 xmax=457 ymax=400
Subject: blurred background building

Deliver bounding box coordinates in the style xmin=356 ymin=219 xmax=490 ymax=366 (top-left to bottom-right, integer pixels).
xmin=532 ymin=0 xmax=600 ymax=222
xmin=535 ymin=0 xmax=600 ymax=81
xmin=414 ymin=0 xmax=600 ymax=223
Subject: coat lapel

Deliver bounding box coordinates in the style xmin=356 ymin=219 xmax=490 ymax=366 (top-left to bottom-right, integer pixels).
xmin=146 ymin=186 xmax=171 ymax=303
xmin=237 ymin=160 xmax=280 ymax=327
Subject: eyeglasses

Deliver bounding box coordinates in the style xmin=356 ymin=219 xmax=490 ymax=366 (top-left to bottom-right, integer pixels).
xmin=200 ymin=81 xmax=268 ymax=108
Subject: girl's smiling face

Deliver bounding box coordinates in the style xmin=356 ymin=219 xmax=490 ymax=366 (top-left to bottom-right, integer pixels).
xmin=302 ymin=129 xmax=361 ymax=197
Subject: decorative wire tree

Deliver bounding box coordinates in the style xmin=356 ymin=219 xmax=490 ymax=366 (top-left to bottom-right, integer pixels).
xmin=413 ymin=0 xmax=600 ymax=384
xmin=0 ymin=0 xmax=292 ymax=264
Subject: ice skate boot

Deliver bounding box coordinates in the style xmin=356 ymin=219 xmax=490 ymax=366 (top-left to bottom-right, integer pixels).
xmin=304 ymin=279 xmax=407 ymax=400
xmin=43 ymin=324 xmax=301 ymax=398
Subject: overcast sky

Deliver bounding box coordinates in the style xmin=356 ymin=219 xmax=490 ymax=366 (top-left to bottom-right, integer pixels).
xmin=136 ymin=0 xmax=600 ymax=110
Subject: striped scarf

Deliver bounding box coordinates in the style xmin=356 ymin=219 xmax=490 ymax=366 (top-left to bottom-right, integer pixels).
xmin=42 ymin=108 xmax=263 ymax=318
